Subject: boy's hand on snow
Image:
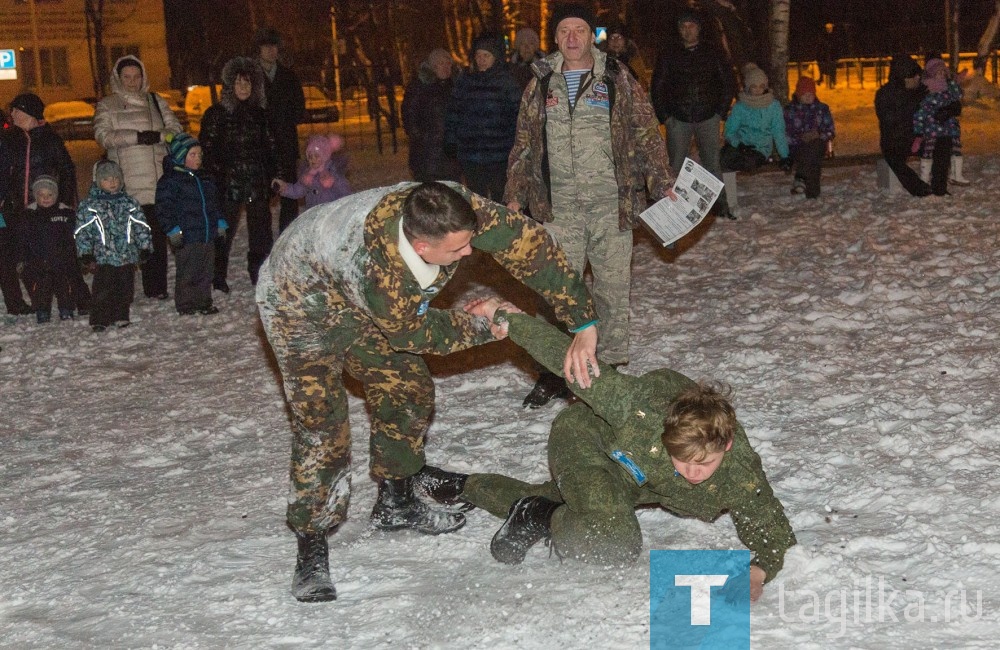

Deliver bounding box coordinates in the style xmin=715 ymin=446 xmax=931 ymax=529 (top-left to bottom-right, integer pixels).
xmin=720 ymin=565 xmax=766 ymax=604
xmin=749 ymin=566 xmax=766 ymax=602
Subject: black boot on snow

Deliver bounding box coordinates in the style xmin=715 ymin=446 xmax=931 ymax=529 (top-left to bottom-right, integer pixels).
xmin=490 ymin=495 xmax=561 ymax=565
xmin=371 ymin=476 xmax=466 ymax=534
xmin=522 ymin=371 xmax=570 ymax=409
xmin=412 ymin=465 xmax=475 ymax=512
xmin=291 ymin=532 xmax=337 ymax=602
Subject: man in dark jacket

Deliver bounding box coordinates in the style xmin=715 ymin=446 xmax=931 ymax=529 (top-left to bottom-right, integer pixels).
xmin=256 ymin=28 xmax=306 ymax=233
xmin=651 ymin=11 xmax=735 ymax=218
xmin=1 ymin=120 xmax=34 ymax=315
xmin=444 ymin=34 xmax=521 ymax=201
xmin=875 ymin=54 xmax=932 ymax=197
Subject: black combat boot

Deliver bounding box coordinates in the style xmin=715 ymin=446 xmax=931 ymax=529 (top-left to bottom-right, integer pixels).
xmin=522 ymin=371 xmax=570 ymax=409
xmin=291 ymin=531 xmax=337 ymax=602
xmin=412 ymin=465 xmax=475 ymax=512
xmin=490 ymin=495 xmax=561 ymax=565
xmin=371 ymin=476 xmax=466 ymax=534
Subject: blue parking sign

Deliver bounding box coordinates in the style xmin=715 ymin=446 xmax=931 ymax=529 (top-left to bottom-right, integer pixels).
xmin=0 ymin=50 xmax=15 ymax=69
xmin=650 ymin=550 xmax=750 ymax=649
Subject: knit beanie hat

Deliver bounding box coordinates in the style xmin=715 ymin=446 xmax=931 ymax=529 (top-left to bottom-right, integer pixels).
xmin=31 ymin=175 xmax=59 ymax=197
xmin=795 ymin=76 xmax=817 ymax=96
xmin=305 ymin=134 xmax=344 ymax=164
xmin=166 ymin=132 xmax=200 ymax=167
xmin=471 ymin=34 xmax=505 ymax=62
xmin=742 ymin=63 xmax=769 ymax=89
xmin=550 ymin=2 xmax=596 ymax=37
xmin=515 ymin=27 xmax=540 ymax=51
xmin=10 ymin=93 xmax=45 ymax=121
xmin=93 ymin=159 xmax=125 ymax=185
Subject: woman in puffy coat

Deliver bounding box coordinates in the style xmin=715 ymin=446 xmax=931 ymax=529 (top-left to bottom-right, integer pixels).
xmin=94 ymin=55 xmax=182 ymax=300
xmin=199 ymin=56 xmax=277 ymax=290
xmin=444 ymin=34 xmax=521 ymax=201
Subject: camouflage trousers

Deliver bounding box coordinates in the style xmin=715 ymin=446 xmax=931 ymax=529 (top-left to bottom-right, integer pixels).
xmin=463 ymin=402 xmax=643 ymax=564
xmin=543 ymin=195 xmax=632 ymax=365
xmin=258 ymin=283 xmax=434 ymax=535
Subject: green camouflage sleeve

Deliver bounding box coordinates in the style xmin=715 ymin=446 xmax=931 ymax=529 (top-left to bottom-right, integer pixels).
xmin=362 ymin=189 xmax=497 ymax=355
xmin=624 ymin=72 xmax=674 ymax=200
xmin=502 ymin=79 xmax=538 ymax=207
xmin=502 ymin=311 xmax=648 ymax=428
xmin=724 ymin=437 xmax=797 ymax=582
xmin=450 ymin=186 xmax=596 ymax=330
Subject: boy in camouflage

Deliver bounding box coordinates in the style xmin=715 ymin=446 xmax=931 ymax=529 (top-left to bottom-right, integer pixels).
xmin=431 ymin=299 xmax=795 ymax=603
xmin=255 ymin=181 xmax=599 ymax=603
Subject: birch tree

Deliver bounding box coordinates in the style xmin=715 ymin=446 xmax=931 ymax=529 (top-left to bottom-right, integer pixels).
xmin=768 ymin=0 xmax=789 ymax=104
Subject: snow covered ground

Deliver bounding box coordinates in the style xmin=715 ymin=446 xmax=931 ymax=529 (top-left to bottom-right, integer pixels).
xmin=2 ymin=87 xmax=999 ymax=648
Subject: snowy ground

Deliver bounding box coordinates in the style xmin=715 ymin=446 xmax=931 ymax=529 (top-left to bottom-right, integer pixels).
xmin=2 ymin=87 xmax=999 ymax=648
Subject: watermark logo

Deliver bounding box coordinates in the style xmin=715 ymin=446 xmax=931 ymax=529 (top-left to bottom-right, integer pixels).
xmin=777 ymin=576 xmax=984 ymax=639
xmin=650 ymin=550 xmax=750 ymax=649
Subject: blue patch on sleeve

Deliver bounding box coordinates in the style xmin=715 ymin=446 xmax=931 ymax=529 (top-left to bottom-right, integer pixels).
xmin=610 ymin=450 xmax=647 ymax=486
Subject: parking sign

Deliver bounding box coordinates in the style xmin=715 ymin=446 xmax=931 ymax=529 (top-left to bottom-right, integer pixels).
xmin=0 ymin=50 xmax=16 ymax=80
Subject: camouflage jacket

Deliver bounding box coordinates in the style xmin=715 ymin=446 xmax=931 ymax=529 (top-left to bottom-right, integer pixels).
xmin=500 ymin=311 xmax=796 ymax=581
xmin=74 ymin=184 xmax=152 ymax=266
xmin=257 ymin=183 xmax=595 ymax=356
xmin=504 ymin=47 xmax=673 ymax=231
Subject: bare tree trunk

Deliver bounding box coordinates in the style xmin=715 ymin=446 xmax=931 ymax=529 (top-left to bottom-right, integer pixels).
xmin=84 ymin=0 xmax=109 ymax=98
xmin=768 ymin=0 xmax=790 ymax=104
xmin=949 ymin=0 xmax=961 ymax=73
xmin=977 ymin=0 xmax=1000 ymax=58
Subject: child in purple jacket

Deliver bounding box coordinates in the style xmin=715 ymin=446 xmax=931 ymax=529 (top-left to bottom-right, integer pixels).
xmin=272 ymin=134 xmax=351 ymax=210
xmin=783 ymin=77 xmax=835 ymax=199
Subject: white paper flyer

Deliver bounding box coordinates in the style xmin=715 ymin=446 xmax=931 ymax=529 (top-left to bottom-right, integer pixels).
xmin=639 ymin=157 xmax=724 ymax=247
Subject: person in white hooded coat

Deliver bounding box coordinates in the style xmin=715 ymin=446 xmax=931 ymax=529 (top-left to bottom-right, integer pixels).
xmin=94 ymin=55 xmax=182 ymax=300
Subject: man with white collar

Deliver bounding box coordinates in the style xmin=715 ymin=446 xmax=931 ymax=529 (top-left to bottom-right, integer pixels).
xmin=256 ymin=181 xmax=598 ymax=603
xmin=506 ymin=2 xmax=674 ymax=409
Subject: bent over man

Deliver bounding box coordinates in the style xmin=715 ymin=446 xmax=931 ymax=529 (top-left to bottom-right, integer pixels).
xmin=256 ymin=182 xmax=598 ymax=602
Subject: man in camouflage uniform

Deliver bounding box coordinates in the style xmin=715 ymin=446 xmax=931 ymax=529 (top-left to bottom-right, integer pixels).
xmin=256 ymin=181 xmax=598 ymax=602
xmin=506 ymin=3 xmax=674 ymax=408
xmin=445 ymin=301 xmax=795 ymax=602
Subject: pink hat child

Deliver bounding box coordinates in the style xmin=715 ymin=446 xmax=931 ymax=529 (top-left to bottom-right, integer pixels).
xmin=302 ymin=134 xmax=345 ymax=189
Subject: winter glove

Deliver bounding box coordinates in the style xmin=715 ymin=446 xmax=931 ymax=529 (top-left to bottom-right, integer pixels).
xmin=136 ymin=130 xmax=162 ymax=145
xmin=139 ymin=249 xmax=151 ymax=265
xmin=911 ymin=137 xmax=923 ymax=154
xmin=779 ymin=157 xmax=793 ymax=172
xmin=80 ymin=254 xmax=98 ymax=274
xmin=167 ymin=228 xmax=184 ymax=250
xmin=933 ymin=101 xmax=961 ymax=123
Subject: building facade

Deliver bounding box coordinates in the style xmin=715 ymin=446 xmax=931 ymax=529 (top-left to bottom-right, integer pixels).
xmin=0 ymin=0 xmax=170 ymax=104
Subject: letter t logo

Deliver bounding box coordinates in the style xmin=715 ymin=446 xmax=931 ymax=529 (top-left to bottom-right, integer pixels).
xmin=675 ymin=574 xmax=729 ymax=625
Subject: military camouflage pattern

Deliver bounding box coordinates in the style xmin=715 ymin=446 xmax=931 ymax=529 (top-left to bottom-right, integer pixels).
xmin=256 ymin=183 xmax=595 ymax=534
xmin=463 ymin=312 xmax=796 ymax=580
xmin=504 ymin=47 xmax=674 ymax=231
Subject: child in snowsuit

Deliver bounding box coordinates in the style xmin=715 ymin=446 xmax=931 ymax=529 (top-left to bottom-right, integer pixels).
xmin=155 ymin=133 xmax=227 ymax=316
xmin=721 ymin=64 xmax=790 ymax=173
xmin=783 ymin=77 xmax=835 ymax=199
xmin=272 ymin=134 xmax=351 ymax=210
xmin=24 ymin=175 xmax=80 ymax=324
xmin=913 ymin=58 xmax=964 ymax=196
xmin=420 ymin=301 xmax=796 ymax=604
xmin=75 ymin=160 xmax=152 ymax=331
xmin=23 ymin=176 xmax=81 ymax=323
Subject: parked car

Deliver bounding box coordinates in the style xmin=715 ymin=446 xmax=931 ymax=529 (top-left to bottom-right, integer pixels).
xmin=302 ymin=84 xmax=340 ymax=123
xmin=43 ymin=100 xmax=96 ymax=141
xmin=183 ymin=84 xmax=221 ymax=133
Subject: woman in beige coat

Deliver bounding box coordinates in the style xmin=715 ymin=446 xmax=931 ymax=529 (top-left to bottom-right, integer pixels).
xmin=94 ymin=55 xmax=182 ymax=299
